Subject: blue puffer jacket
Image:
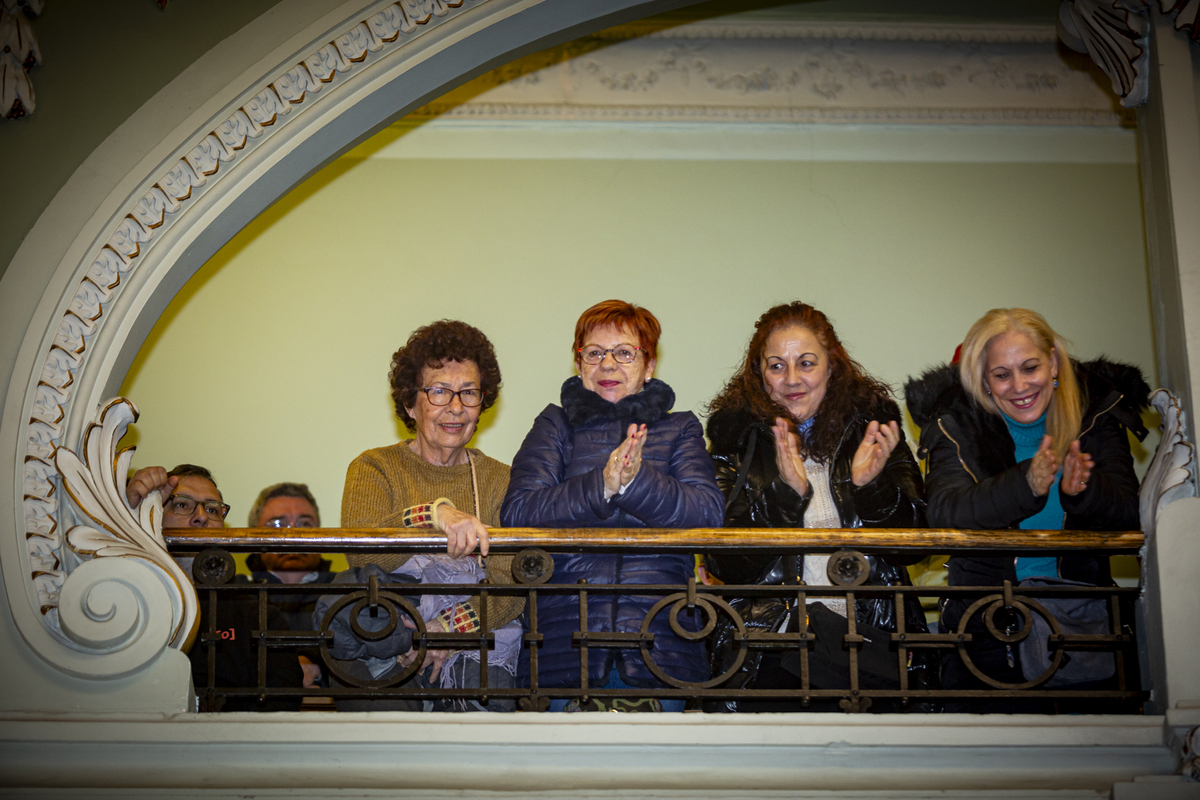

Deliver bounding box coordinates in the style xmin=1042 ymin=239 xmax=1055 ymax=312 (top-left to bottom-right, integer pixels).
xmin=501 ymin=377 xmax=724 ymax=689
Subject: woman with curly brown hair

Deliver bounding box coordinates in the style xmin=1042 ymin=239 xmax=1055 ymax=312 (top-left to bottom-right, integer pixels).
xmin=704 ymin=301 xmax=934 ymax=712
xmin=322 ymin=320 xmax=522 ymax=711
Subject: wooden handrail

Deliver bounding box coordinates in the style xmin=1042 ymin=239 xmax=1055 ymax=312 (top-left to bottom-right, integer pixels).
xmin=164 ymin=527 xmax=1145 ymax=554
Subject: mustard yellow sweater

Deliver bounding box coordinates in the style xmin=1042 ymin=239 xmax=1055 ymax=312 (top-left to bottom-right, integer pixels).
xmin=341 ymin=442 xmax=522 ymax=629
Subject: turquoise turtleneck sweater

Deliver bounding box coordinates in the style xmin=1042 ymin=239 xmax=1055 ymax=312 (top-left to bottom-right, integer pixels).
xmin=1003 ymin=412 xmax=1061 ymax=580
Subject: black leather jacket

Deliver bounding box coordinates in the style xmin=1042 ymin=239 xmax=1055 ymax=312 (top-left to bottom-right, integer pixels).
xmin=705 ymin=403 xmax=928 ymax=631
xmin=702 ymin=403 xmax=935 ymax=710
xmin=904 ymin=358 xmax=1149 ymax=602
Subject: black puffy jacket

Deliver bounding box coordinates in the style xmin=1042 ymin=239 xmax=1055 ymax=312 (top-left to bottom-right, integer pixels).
xmin=501 ymin=377 xmax=724 ymax=689
xmin=703 ymin=402 xmax=934 ymax=705
xmin=903 ymin=358 xmax=1149 ymax=623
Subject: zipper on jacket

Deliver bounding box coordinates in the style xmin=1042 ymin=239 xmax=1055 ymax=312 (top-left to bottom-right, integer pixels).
xmin=937 ymin=418 xmax=978 ymax=483
xmin=1048 ymin=392 xmax=1123 ymax=578
xmin=1076 ymin=393 xmax=1123 ymax=442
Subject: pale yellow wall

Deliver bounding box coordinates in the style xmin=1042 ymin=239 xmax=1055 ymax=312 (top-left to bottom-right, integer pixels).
xmin=119 ymin=124 xmax=1157 ymax=549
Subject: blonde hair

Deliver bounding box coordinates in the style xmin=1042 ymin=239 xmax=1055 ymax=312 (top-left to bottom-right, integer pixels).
xmin=958 ymin=308 xmax=1083 ymax=460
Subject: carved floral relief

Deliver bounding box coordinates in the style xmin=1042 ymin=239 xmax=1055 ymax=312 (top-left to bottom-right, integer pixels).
xmin=0 ymin=0 xmax=42 ymax=119
xmin=417 ymin=22 xmax=1132 ymax=125
xmin=17 ymin=0 xmax=472 ymax=656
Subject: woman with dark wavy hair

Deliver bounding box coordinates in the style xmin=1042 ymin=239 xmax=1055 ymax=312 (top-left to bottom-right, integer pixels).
xmin=324 ymin=319 xmax=523 ymax=712
xmin=704 ymin=301 xmax=934 ymax=713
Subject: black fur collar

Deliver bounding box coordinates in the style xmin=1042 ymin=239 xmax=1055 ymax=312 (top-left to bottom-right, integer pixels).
xmin=904 ymin=357 xmax=1150 ymax=432
xmin=561 ymin=376 xmax=676 ymax=428
xmin=706 ymin=406 xmax=770 ymax=454
xmin=904 ymin=364 xmax=963 ymax=429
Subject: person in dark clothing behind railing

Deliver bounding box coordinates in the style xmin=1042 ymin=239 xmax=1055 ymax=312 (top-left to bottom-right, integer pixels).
xmin=501 ymin=300 xmax=724 ymax=712
xmin=125 ymin=464 xmax=302 ymax=711
xmin=245 ymin=481 xmax=337 ymax=689
xmin=702 ymin=301 xmax=934 ymax=713
xmin=905 ymin=308 xmax=1149 ymax=714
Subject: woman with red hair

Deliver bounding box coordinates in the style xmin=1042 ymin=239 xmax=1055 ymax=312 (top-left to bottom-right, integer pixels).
xmin=502 ymin=299 xmax=724 ymax=712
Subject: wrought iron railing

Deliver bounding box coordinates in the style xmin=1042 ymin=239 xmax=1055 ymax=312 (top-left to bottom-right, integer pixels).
xmin=166 ymin=528 xmax=1145 ymax=713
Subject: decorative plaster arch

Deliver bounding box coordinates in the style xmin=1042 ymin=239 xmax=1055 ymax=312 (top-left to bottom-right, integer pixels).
xmin=0 ymin=0 xmax=688 ymax=678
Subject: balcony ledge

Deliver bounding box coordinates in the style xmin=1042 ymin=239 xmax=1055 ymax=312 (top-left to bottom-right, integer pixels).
xmin=0 ymin=712 xmax=1179 ymax=795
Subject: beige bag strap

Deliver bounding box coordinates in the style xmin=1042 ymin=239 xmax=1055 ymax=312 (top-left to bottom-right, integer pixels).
xmin=466 ymin=449 xmax=481 ymax=518
xmin=466 ymin=449 xmax=485 ymax=567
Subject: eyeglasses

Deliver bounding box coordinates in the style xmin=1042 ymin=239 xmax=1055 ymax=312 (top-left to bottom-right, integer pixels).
xmin=263 ymin=516 xmax=318 ymax=528
xmin=419 ymin=387 xmax=485 ymax=407
xmin=165 ymin=494 xmax=230 ymax=520
xmin=577 ymin=344 xmax=643 ymax=365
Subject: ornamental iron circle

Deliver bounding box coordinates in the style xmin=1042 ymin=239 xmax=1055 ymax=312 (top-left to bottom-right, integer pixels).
xmin=826 ymin=549 xmax=870 ymax=587
xmin=955 ymin=593 xmax=1065 ymax=690
xmin=317 ymin=588 xmax=425 ymax=689
xmin=668 ymin=596 xmax=717 ymax=641
xmin=984 ymin=600 xmax=1034 ymax=644
xmin=192 ymin=549 xmax=236 ymax=586
xmin=638 ymin=592 xmax=748 ymax=689
xmin=348 ymin=596 xmax=400 ymax=643
xmin=512 ymin=548 xmax=554 ymax=585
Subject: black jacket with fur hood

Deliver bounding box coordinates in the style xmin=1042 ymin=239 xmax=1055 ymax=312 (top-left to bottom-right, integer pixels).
xmin=704 ymin=400 xmax=927 ymax=630
xmin=903 ymin=358 xmax=1149 ymax=595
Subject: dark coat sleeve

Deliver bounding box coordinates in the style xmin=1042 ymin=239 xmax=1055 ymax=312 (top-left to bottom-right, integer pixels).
xmin=713 ymin=431 xmax=811 ymax=529
xmin=847 ymin=425 xmax=926 ymax=528
xmin=707 ymin=428 xmax=810 ymax=586
xmin=1059 ymin=410 xmax=1140 ymax=531
xmin=500 ymin=405 xmax=616 ymax=527
xmin=922 ymin=418 xmax=1045 ymax=530
xmin=613 ymin=412 xmax=724 ymax=528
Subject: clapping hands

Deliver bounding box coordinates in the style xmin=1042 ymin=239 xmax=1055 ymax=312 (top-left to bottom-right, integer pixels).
xmin=850 ymin=420 xmax=901 ymax=488
xmin=1026 ymin=435 xmax=1060 ymax=497
xmin=772 ymin=417 xmax=808 ymax=496
xmin=603 ymin=423 xmax=647 ymax=499
xmin=1060 ymin=440 xmax=1094 ymax=496
xmin=1026 ymin=436 xmax=1093 ymax=497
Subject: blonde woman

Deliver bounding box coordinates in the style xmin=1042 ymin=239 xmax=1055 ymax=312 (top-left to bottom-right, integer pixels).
xmin=904 ymin=308 xmax=1149 ymax=712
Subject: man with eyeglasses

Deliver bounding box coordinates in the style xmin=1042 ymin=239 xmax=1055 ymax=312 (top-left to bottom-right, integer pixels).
xmin=245 ymin=482 xmax=337 ymax=689
xmin=126 ymin=463 xmax=230 ymax=530
xmin=125 ymin=464 xmax=304 ymax=709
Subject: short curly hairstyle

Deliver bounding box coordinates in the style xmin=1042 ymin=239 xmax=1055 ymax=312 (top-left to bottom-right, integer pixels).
xmin=389 ymin=320 xmax=502 ymax=430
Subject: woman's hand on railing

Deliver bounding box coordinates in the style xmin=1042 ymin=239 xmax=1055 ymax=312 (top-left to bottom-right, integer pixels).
xmin=851 ymin=420 xmax=900 ymax=488
xmin=1060 ymin=440 xmax=1094 ymax=496
xmin=436 ymin=505 xmax=490 ymax=558
xmin=772 ymin=417 xmax=809 ymax=496
xmin=1027 ymin=435 xmax=1061 ymax=497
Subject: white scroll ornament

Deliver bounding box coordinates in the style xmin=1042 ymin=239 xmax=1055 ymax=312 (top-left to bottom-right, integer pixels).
xmin=53 ymin=398 xmax=198 ymax=672
xmin=1139 ymin=389 xmax=1197 ymax=539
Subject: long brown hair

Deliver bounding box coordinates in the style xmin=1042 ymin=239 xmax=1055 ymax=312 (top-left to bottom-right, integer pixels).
xmin=708 ymin=302 xmax=895 ymax=463
xmin=958 ymin=308 xmax=1083 ymax=460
